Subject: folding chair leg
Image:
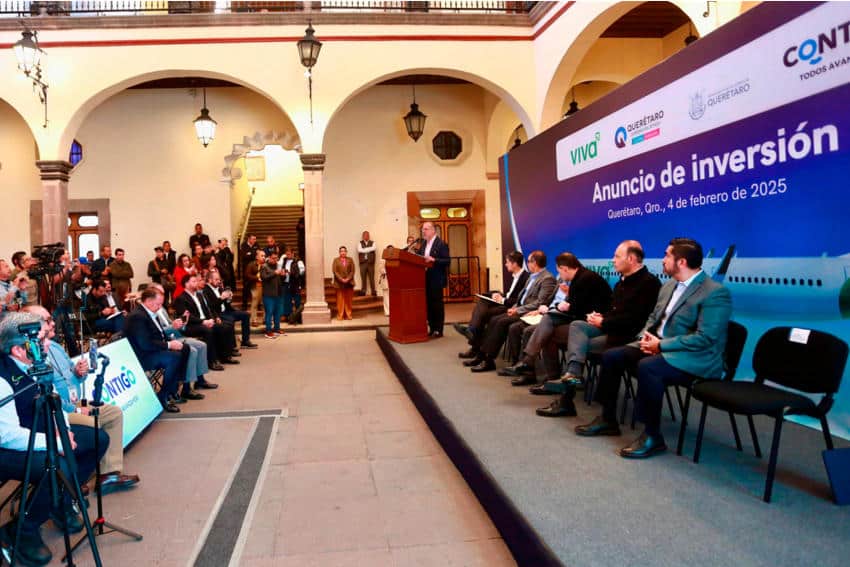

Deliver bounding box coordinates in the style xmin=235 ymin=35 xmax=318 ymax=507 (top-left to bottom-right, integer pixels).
xmin=693 ymin=403 xmax=709 ymax=463
xmin=763 ymin=417 xmax=784 ymax=503
xmin=747 ymin=415 xmax=762 ymax=458
xmin=728 ymin=412 xmax=743 ymax=451
xmin=821 ymin=416 xmax=834 ymax=451
xmin=665 ymin=387 xmax=677 ymax=422
xmin=676 ymin=389 xmax=692 ymax=456
xmin=674 ymin=385 xmax=685 ymax=413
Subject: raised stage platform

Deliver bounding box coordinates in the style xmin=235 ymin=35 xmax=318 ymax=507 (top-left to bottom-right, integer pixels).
xmin=376 ymin=327 xmax=850 ymax=567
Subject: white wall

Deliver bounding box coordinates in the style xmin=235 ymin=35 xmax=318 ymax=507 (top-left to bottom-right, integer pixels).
xmin=0 ymin=99 xmax=41 ymax=258
xmin=322 ymin=84 xmax=491 ymax=280
xmin=69 ymin=86 xmax=292 ymax=283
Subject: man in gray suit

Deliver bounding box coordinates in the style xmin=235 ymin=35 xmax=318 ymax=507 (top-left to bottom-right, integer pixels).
xmin=468 ymin=250 xmax=557 ymax=373
xmin=575 ymin=238 xmax=732 ymax=459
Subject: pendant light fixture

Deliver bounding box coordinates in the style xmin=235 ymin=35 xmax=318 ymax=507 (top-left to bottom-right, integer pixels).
xmin=193 ymin=87 xmax=217 ymax=148
xmin=403 ymin=85 xmax=427 ymax=142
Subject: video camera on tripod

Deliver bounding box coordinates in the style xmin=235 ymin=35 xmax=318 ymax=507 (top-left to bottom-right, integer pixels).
xmin=27 ymin=243 xmax=66 ymax=279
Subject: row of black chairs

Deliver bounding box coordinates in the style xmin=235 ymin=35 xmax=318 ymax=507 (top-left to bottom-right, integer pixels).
xmin=579 ymin=322 xmax=847 ymax=503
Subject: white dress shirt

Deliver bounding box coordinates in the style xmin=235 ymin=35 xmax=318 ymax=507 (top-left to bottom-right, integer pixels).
xmin=658 ymin=270 xmax=702 ymax=338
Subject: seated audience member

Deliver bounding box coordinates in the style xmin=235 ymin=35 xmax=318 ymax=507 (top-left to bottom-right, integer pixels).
xmin=173 ymin=253 xmax=197 ymax=299
xmin=575 ymin=238 xmax=732 ymax=458
xmin=148 ymin=283 xmax=219 ymax=398
xmin=466 ymin=251 xmax=557 ymax=372
xmin=203 ymin=270 xmax=257 ymax=349
xmin=124 ymin=288 xmax=188 ymax=413
xmin=246 ymin=250 xmax=265 ymax=327
xmin=261 ymin=253 xmax=284 ymax=337
xmin=109 ymin=248 xmax=134 ymax=305
xmin=533 ymin=241 xmax=661 ymax=416
xmin=0 ymin=317 xmax=106 ymax=566
xmin=85 ymin=280 xmax=125 ymax=333
xmin=455 ymin=250 xmax=529 ymax=358
xmin=0 ymin=258 xmax=30 ymax=313
xmin=10 ymin=251 xmax=38 ymax=306
xmin=174 ymin=274 xmax=239 ymax=364
xmin=500 ymin=252 xmax=612 ymax=381
xmin=189 ymin=222 xmax=211 ymax=251
xmin=26 ymin=305 xmax=140 ymax=494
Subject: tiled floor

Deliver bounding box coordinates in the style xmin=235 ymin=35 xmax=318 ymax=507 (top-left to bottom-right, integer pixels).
xmin=37 ymin=329 xmax=514 ymax=566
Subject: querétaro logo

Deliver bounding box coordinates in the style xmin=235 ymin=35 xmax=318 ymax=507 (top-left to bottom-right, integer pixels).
xmin=614 ymin=126 xmax=628 ymax=148
xmin=689 ymin=79 xmax=749 ymax=120
xmin=782 ymin=21 xmax=850 ymax=67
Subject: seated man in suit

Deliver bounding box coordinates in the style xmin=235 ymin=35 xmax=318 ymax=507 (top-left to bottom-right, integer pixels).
xmin=499 ymin=252 xmax=612 ymax=384
xmin=84 ymin=279 xmax=125 ymax=333
xmin=467 ymin=250 xmax=557 ymax=373
xmin=202 ymin=269 xmax=257 ymax=350
xmin=173 ymin=274 xmax=239 ymax=366
xmin=534 ymin=240 xmax=661 ymax=417
xmin=575 ymin=238 xmax=732 ymax=458
xmin=455 ymin=250 xmax=528 ymax=359
xmin=124 ymin=287 xmax=188 ymax=413
xmin=0 ymin=312 xmax=107 ymax=565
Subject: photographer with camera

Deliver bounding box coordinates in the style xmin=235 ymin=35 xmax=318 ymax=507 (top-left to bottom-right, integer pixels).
xmin=0 ymin=312 xmax=107 ymax=566
xmin=0 ymin=258 xmax=30 ymax=313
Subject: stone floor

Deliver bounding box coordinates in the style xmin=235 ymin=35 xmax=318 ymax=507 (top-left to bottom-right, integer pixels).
xmin=34 ymin=328 xmax=514 ymax=566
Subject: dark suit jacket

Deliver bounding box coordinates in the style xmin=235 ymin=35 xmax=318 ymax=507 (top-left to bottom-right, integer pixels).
xmin=124 ymin=305 xmax=169 ymax=362
xmin=502 ymin=270 xmax=530 ymax=308
xmin=417 ymin=237 xmax=450 ymax=288
xmin=173 ymin=291 xmax=213 ymax=327
xmin=164 ymin=250 xmax=177 ymax=273
xmin=202 ymin=284 xmax=230 ymax=316
xmin=515 ymin=269 xmax=557 ymax=315
xmin=556 ymin=267 xmax=612 ymax=323
xmin=636 ymin=271 xmax=732 ymax=378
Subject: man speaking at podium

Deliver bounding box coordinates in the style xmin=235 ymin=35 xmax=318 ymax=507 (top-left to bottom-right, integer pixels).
xmin=417 ymin=222 xmax=450 ymax=338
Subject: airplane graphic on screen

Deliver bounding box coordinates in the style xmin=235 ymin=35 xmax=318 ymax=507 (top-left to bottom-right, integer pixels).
xmin=582 ymin=246 xmax=850 ymax=320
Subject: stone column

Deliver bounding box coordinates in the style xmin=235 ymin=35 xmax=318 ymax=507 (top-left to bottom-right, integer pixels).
xmin=36 ymin=160 xmax=72 ymax=246
xmin=300 ymin=153 xmax=331 ymax=324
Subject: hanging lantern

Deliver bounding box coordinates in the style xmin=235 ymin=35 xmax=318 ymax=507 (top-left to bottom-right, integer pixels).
xmin=193 ymin=88 xmax=217 ymax=148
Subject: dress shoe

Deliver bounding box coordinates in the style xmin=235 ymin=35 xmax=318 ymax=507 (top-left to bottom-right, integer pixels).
xmin=164 ymin=402 xmax=181 ymax=413
xmin=50 ymin=510 xmax=84 ymax=534
xmin=453 ymin=323 xmax=474 ymax=341
xmin=221 ymin=357 xmax=240 ymax=365
xmin=560 ymin=372 xmax=584 ymax=387
xmin=98 ymin=472 xmax=140 ymax=495
xmin=430 ymin=331 xmax=443 ymax=338
xmin=498 ymin=361 xmax=534 ymax=377
xmin=510 ymin=375 xmax=537 ymax=387
xmin=209 ymin=362 xmax=225 ymax=371
xmin=182 ymin=390 xmax=205 ymax=401
xmin=619 ymin=432 xmax=667 ymax=459
xmin=463 ymin=356 xmax=484 ymax=367
xmin=230 ymin=350 xmax=243 ymax=357
xmin=528 ymin=383 xmax=557 ymax=394
xmin=543 ymin=377 xmax=573 ymax=394
xmin=168 ymin=394 xmax=188 ymax=405
xmin=195 ymin=379 xmax=219 ymax=390
xmin=575 ymin=416 xmax=622 ymax=437
xmin=536 ymin=397 xmax=577 ymax=417
xmin=0 ymin=522 xmax=52 ymax=566
xmin=470 ymin=359 xmax=496 ymax=373
xmin=241 ymin=341 xmax=259 ymax=349
xmin=458 ymin=349 xmax=478 ymax=359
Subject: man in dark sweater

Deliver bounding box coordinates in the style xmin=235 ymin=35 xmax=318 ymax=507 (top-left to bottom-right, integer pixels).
xmin=536 ymin=240 xmax=661 ymax=417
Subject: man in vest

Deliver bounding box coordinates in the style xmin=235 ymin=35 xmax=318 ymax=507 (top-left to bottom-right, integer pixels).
xmin=357 ymin=230 xmax=377 ymax=296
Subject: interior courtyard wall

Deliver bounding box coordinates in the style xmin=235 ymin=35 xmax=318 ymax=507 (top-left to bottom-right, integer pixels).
xmin=68 ymin=87 xmax=290 ymax=278
xmin=0 ymin=100 xmax=41 ymax=256
xmin=322 ymin=84 xmax=490 ymax=284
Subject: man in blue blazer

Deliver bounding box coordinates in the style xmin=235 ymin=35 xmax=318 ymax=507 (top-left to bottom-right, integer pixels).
xmin=417 ymin=222 xmax=451 ymax=337
xmin=575 ymin=238 xmax=732 ymax=459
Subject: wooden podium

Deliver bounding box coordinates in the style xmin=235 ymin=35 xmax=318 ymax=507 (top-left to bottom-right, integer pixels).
xmin=383 ymin=248 xmax=429 ymax=343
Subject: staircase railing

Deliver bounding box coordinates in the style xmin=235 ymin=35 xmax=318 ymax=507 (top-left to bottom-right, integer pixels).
xmin=235 ymin=186 xmax=256 ymax=282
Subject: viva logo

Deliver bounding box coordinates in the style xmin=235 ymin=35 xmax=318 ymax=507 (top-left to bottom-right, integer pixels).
xmin=569 ymin=132 xmax=601 ymax=165
xmin=99 ymin=365 xmax=138 ymax=404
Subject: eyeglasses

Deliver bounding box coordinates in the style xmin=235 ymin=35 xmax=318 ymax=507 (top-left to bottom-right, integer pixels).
xmin=43 ymin=317 xmax=54 ymax=324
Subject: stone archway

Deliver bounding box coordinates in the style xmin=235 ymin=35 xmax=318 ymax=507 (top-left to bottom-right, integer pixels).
xmin=221 ymin=129 xmax=302 ymax=187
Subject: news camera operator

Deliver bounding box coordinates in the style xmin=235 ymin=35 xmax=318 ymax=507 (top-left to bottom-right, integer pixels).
xmin=0 ymin=312 xmax=107 ymax=566
xmin=25 ymin=305 xmax=141 ymax=495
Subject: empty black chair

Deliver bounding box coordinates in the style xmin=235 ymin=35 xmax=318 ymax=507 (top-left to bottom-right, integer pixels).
xmin=676 ymin=320 xmax=750 ymax=456
xmin=691 ymin=327 xmax=848 ymax=502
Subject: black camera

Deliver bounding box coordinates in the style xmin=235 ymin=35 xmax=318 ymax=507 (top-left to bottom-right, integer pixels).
xmin=28 ymin=242 xmax=66 ymax=279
